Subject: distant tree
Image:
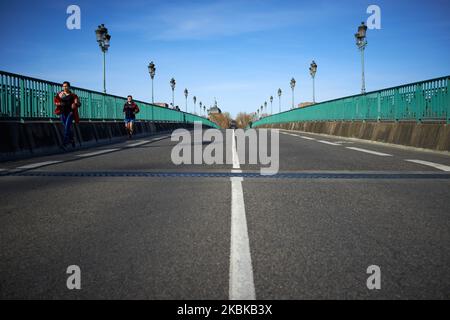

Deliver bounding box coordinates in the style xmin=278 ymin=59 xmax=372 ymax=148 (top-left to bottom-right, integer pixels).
xmin=209 ymin=112 xmax=231 ymax=129
xmin=235 ymin=112 xmax=252 ymax=129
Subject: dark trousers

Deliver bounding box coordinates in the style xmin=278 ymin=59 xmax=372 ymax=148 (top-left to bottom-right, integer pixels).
xmin=61 ymin=112 xmax=74 ymax=145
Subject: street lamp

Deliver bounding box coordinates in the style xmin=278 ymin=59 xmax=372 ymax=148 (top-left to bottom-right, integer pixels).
xmin=290 ymin=78 xmax=296 ymax=109
xmin=355 ymin=21 xmax=368 ymax=94
xmin=184 ymin=88 xmax=189 ymax=112
xmin=170 ymin=78 xmax=176 ymax=109
xmin=193 ymin=96 xmax=197 ymax=114
xmin=277 ymin=88 xmax=282 ymax=113
xmin=148 ymin=61 xmax=156 ymax=103
xmin=309 ymin=60 xmax=317 ymax=103
xmin=199 ymin=101 xmax=202 ymax=116
xmin=264 ymin=101 xmax=267 ymax=114
xmin=95 ymin=24 xmax=111 ymax=94
xmin=269 ymin=96 xmax=273 ymax=114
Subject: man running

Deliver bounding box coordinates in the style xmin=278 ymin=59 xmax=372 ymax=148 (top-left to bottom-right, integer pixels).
xmin=123 ymin=95 xmax=140 ymax=138
xmin=54 ymin=81 xmax=81 ymax=149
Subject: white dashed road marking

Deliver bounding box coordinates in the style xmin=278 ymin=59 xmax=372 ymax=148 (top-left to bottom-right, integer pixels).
xmin=346 ymin=147 xmax=392 ymax=156
xmin=17 ymin=161 xmax=63 ymax=169
xmin=76 ymin=148 xmax=119 ymax=157
xmin=317 ymin=140 xmax=342 ymax=146
xmin=127 ymin=140 xmax=150 ymax=147
xmin=405 ymin=160 xmax=450 ymax=172
xmin=299 ymin=136 xmax=315 ymax=140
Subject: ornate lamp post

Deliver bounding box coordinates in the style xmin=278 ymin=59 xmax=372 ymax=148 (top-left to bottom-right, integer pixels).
xmin=264 ymin=101 xmax=267 ymax=114
xmin=309 ymin=60 xmax=317 ymax=103
xmin=277 ymin=88 xmax=282 ymax=113
xmin=355 ymin=22 xmax=368 ymax=94
xmin=170 ymin=78 xmax=176 ymax=109
xmin=193 ymin=96 xmax=197 ymax=114
xmin=184 ymin=88 xmax=189 ymax=112
xmin=269 ymin=95 xmax=273 ymax=114
xmin=95 ymin=24 xmax=111 ymax=94
xmin=148 ymin=61 xmax=156 ymax=103
xmin=199 ymin=101 xmax=202 ymax=116
xmin=290 ymin=78 xmax=296 ymax=109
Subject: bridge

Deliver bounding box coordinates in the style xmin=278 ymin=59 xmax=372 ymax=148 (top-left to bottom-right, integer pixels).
xmin=0 ymin=71 xmax=449 ymax=299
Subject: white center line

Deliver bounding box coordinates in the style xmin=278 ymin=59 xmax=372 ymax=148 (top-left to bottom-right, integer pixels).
xmin=405 ymin=159 xmax=450 ymax=172
xmin=317 ymin=140 xmax=342 ymax=146
xmin=127 ymin=140 xmax=150 ymax=147
xmin=76 ymin=148 xmax=119 ymax=157
xmin=346 ymin=147 xmax=392 ymax=156
xmin=232 ymin=130 xmax=241 ymax=170
xmin=229 ymin=129 xmax=256 ymax=300
xmin=17 ymin=161 xmax=63 ymax=169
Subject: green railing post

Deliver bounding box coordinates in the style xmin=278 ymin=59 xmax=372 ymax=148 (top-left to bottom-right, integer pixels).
xmin=447 ymin=77 xmax=450 ymax=125
xmin=19 ymin=77 xmax=26 ymax=121
xmin=415 ymin=82 xmax=423 ymax=123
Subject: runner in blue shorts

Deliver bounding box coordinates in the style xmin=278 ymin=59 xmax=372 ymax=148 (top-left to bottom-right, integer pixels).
xmin=123 ymin=95 xmax=140 ymax=138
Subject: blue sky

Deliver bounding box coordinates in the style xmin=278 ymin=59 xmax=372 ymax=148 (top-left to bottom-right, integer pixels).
xmin=0 ymin=0 xmax=449 ymax=117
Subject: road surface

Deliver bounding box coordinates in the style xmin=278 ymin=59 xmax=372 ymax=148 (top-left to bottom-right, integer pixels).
xmin=1 ymin=129 xmax=449 ymax=299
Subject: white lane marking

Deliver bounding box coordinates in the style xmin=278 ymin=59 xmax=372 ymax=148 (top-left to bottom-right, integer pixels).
xmin=127 ymin=140 xmax=150 ymax=147
xmin=229 ymin=129 xmax=256 ymax=300
xmin=317 ymin=140 xmax=342 ymax=146
xmin=76 ymin=148 xmax=119 ymax=157
xmin=232 ymin=129 xmax=241 ymax=169
xmin=405 ymin=159 xmax=450 ymax=172
xmin=17 ymin=161 xmax=62 ymax=169
xmin=299 ymin=135 xmax=316 ymax=140
xmin=0 ymin=168 xmax=6 ymax=171
xmin=346 ymin=147 xmax=392 ymax=156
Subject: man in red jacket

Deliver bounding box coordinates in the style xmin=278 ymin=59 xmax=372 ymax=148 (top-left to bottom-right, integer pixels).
xmin=54 ymin=81 xmax=81 ymax=149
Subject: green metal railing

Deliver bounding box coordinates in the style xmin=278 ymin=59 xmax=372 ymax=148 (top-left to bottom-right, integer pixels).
xmin=252 ymin=76 xmax=450 ymax=127
xmin=0 ymin=71 xmax=219 ymax=128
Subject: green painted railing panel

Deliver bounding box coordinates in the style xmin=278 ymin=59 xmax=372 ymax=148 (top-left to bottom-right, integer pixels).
xmin=0 ymin=71 xmax=219 ymax=128
xmin=253 ymin=76 xmax=450 ymax=127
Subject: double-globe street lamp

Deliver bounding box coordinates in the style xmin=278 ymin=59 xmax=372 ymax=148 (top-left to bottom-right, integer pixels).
xmin=290 ymin=78 xmax=296 ymax=109
xmin=95 ymin=24 xmax=111 ymax=94
xmin=277 ymin=88 xmax=282 ymax=113
xmin=170 ymin=78 xmax=176 ymax=109
xmin=184 ymin=88 xmax=189 ymax=112
xmin=309 ymin=60 xmax=317 ymax=103
xmin=269 ymin=96 xmax=273 ymax=114
xmin=148 ymin=61 xmax=156 ymax=103
xmin=355 ymin=22 xmax=368 ymax=94
xmin=193 ymin=96 xmax=197 ymax=114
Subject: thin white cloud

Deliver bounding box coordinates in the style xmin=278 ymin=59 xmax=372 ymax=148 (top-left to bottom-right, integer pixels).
xmin=111 ymin=0 xmax=330 ymax=41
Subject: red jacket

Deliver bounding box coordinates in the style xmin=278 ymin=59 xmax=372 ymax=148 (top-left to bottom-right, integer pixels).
xmin=54 ymin=91 xmax=81 ymax=123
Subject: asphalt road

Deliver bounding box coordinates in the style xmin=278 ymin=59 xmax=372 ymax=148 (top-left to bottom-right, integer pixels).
xmin=0 ymin=129 xmax=449 ymax=299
